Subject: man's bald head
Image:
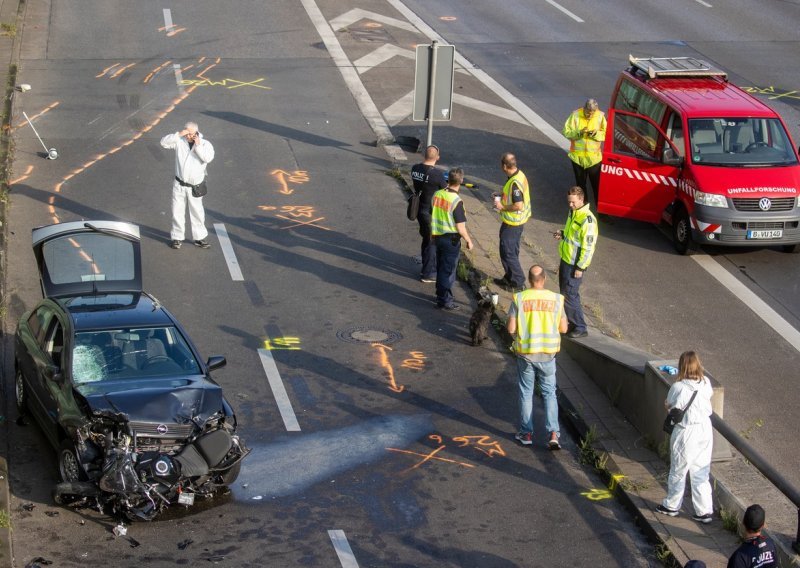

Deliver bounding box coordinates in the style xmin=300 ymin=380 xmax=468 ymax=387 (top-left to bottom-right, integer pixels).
xmin=528 ymin=264 xmax=546 ymax=288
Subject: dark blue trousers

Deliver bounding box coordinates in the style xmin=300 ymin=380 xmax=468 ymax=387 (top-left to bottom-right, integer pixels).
xmin=558 ymin=259 xmax=587 ymax=333
xmin=435 ymin=234 xmax=461 ymax=308
xmin=500 ymin=222 xmax=525 ymax=288
xmin=417 ymin=210 xmax=436 ymax=279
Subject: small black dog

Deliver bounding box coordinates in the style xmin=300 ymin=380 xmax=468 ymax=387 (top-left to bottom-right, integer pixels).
xmin=469 ymin=298 xmax=494 ymax=346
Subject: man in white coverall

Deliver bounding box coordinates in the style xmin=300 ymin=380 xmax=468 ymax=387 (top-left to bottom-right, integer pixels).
xmin=160 ymin=121 xmax=215 ymax=249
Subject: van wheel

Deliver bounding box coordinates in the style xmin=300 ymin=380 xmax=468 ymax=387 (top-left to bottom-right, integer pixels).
xmin=673 ymin=208 xmax=697 ymax=255
xmin=781 ymin=244 xmax=800 ymax=254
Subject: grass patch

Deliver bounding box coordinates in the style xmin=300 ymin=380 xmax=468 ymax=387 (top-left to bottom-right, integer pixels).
xmin=739 ymin=418 xmax=764 ymax=440
xmin=0 ymin=509 xmax=9 ymax=529
xmin=654 ymin=541 xmax=674 ymax=565
xmin=0 ymin=23 xmax=15 ymax=37
xmin=456 ymin=258 xmax=470 ymax=282
xmin=578 ymin=425 xmax=608 ymax=470
xmin=720 ymin=508 xmax=739 ymax=534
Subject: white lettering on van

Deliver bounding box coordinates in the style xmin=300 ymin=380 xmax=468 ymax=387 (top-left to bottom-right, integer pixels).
xmin=728 ymin=186 xmax=796 ymax=195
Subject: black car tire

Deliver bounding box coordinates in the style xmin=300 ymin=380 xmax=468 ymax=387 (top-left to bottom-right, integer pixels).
xmin=58 ymin=439 xmax=87 ymax=482
xmin=673 ymin=207 xmax=697 ymax=256
xmin=15 ymin=368 xmax=28 ymax=415
xmin=219 ymin=461 xmax=241 ymax=485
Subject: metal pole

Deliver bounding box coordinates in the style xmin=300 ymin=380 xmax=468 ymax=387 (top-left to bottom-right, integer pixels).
xmin=22 ymin=111 xmax=50 ymax=154
xmin=425 ymin=40 xmax=438 ymax=148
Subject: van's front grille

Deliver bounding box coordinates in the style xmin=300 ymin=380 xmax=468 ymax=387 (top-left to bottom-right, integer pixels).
xmin=732 ymin=197 xmax=795 ymax=212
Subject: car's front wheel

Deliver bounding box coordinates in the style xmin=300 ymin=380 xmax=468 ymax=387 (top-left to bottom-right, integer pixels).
xmin=15 ymin=368 xmax=28 ymax=415
xmin=58 ymin=440 xmax=86 ymax=482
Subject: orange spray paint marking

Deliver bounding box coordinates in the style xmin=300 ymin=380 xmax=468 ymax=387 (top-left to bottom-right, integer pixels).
xmin=166 ymin=27 xmax=187 ymax=37
xmin=440 ymin=16 xmax=458 ymax=21
xmin=143 ymin=60 xmax=172 ymax=84
xmin=451 ymin=435 xmax=506 ymax=458
xmin=386 ymin=446 xmax=475 ymax=473
xmin=372 ymin=343 xmax=404 ymax=393
xmin=11 ymin=102 xmax=60 ymax=133
xmin=10 ymin=164 xmax=34 ymax=185
xmin=270 ymin=169 xmax=309 ymax=195
xmin=401 ymin=351 xmax=427 ymax=371
xmin=96 ymin=63 xmax=120 ymax=78
xmin=275 ymin=215 xmax=330 ymax=231
xmin=110 ymin=63 xmax=136 ymax=79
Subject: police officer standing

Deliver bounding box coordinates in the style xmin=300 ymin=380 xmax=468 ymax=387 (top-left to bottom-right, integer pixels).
xmin=562 ymin=99 xmax=607 ymax=206
xmin=727 ymin=504 xmax=779 ymax=568
xmin=493 ymin=153 xmax=531 ymax=292
xmin=431 ymin=168 xmax=473 ymax=311
xmin=507 ymin=265 xmax=568 ymax=450
xmin=411 ymin=145 xmax=447 ymax=282
xmin=554 ymin=186 xmax=597 ymax=338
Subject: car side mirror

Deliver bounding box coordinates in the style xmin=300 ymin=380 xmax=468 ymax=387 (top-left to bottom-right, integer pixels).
xmin=663 ymin=148 xmax=684 ymax=167
xmin=206 ymin=356 xmax=227 ymax=371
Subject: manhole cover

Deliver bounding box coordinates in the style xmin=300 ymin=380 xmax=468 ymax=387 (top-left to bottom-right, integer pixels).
xmin=336 ymin=326 xmax=403 ymax=345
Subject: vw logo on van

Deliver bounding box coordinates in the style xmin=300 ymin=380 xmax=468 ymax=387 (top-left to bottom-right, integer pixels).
xmin=759 ymin=198 xmax=772 ymax=211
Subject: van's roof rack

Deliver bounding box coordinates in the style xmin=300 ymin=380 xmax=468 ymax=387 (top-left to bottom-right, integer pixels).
xmin=629 ymin=55 xmax=728 ymax=80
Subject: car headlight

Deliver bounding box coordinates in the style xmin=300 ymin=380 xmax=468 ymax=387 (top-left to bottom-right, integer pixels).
xmin=796 ymin=195 xmax=800 ymax=207
xmin=694 ymin=190 xmax=728 ymax=208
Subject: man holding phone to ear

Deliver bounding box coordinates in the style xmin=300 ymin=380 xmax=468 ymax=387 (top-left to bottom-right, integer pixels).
xmin=160 ymin=121 xmax=215 ymax=249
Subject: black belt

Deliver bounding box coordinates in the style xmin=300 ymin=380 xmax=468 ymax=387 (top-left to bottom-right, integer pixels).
xmin=175 ymin=176 xmax=200 ymax=188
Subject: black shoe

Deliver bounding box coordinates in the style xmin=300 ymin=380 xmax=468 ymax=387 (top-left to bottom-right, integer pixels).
xmin=170 ymin=240 xmax=182 ymax=249
xmin=655 ymin=504 xmax=679 ymax=517
xmin=567 ymin=330 xmax=588 ymax=338
xmin=194 ymin=239 xmax=211 ymax=249
xmin=493 ymin=277 xmax=510 ymax=287
xmin=437 ymin=304 xmax=459 ymax=311
xmin=420 ymin=276 xmax=436 ymax=283
xmin=691 ymin=513 xmax=713 ymax=524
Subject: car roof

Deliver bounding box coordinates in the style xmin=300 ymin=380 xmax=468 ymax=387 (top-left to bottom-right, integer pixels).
xmin=59 ymin=293 xmax=176 ymax=331
xmin=623 ymin=72 xmax=777 ymax=118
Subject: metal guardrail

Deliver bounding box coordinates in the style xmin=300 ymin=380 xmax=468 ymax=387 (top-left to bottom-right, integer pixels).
xmin=711 ymin=413 xmax=800 ymax=553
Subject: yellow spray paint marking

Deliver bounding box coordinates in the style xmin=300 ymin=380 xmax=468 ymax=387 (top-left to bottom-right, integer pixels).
xmin=271 ymin=169 xmax=309 ymax=195
xmin=372 ymin=343 xmax=404 ymax=393
xmin=400 ymin=351 xmax=427 ymax=371
xmin=742 ymin=85 xmax=800 ymax=102
xmin=608 ymin=473 xmax=626 ymax=491
xmin=179 ymin=77 xmax=271 ymax=90
xmin=581 ymin=488 xmax=613 ymax=501
xmin=263 ymin=337 xmax=301 ymax=350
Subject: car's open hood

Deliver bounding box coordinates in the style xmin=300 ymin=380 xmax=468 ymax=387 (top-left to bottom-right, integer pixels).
xmin=77 ymin=377 xmax=224 ymax=425
xmin=32 ymin=220 xmax=142 ymax=299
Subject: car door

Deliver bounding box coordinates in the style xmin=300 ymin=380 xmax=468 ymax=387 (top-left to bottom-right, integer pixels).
xmin=598 ymin=109 xmax=682 ymax=223
xmin=27 ymin=309 xmax=67 ymax=447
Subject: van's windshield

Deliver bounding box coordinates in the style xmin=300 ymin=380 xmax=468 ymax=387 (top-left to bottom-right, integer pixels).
xmin=688 ymin=118 xmax=798 ymax=167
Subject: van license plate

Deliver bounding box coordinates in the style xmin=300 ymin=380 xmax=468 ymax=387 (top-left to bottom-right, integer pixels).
xmin=747 ymin=230 xmax=782 ymax=239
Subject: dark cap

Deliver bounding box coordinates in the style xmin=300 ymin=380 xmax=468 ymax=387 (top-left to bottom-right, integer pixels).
xmin=743 ymin=504 xmax=766 ymax=531
xmin=684 ymin=561 xmax=707 ymax=568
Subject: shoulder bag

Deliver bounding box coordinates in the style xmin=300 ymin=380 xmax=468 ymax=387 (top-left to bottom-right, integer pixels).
xmin=663 ymin=390 xmax=698 ymax=434
xmin=406 ymin=191 xmax=420 ymax=221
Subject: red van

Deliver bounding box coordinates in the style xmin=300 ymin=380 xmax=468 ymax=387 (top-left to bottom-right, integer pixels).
xmin=598 ymin=56 xmax=800 ymax=254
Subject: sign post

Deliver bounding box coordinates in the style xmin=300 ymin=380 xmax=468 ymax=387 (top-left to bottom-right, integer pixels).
xmin=413 ymin=42 xmax=455 ymax=148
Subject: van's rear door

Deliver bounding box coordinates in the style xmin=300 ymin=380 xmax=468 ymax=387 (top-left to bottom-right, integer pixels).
xmin=598 ymin=109 xmax=681 ymax=223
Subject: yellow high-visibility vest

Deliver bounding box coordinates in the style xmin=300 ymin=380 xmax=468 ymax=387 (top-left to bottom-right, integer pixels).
xmin=500 ymin=169 xmax=531 ymax=226
xmin=563 ymin=108 xmax=607 ymax=168
xmin=513 ymin=288 xmax=565 ymax=355
xmin=559 ymin=204 xmax=598 ymax=270
xmin=431 ymin=189 xmax=462 ymax=236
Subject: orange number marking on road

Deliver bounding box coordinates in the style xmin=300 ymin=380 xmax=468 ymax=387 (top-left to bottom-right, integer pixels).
xmin=387 ymin=433 xmax=505 ymax=473
xmin=400 ymin=351 xmax=426 ymax=371
xmin=271 ymin=169 xmax=309 ymax=195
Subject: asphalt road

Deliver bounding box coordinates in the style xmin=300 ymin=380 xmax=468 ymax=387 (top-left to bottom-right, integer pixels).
xmin=385 ymin=0 xmax=800 ymax=486
xmin=2 ymin=0 xmax=658 ymax=566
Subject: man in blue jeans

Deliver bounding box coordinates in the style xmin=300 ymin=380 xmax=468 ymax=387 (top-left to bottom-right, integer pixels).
xmin=507 ymin=265 xmax=568 ymax=449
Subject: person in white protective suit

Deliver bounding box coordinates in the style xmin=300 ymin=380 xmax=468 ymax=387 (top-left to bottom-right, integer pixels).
xmin=655 ymin=351 xmax=715 ymax=523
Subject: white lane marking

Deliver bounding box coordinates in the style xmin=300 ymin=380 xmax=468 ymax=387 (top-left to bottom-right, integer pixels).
xmin=258 ymin=348 xmax=301 ymax=431
xmin=173 ymin=63 xmax=185 ymax=93
xmin=354 ymin=44 xmax=469 ymax=76
xmin=545 ymin=0 xmax=585 ymax=23
xmin=329 ymin=8 xmax=417 ymax=33
xmin=694 ymin=0 xmax=712 ymax=7
xmin=301 ymin=0 xmax=406 ymax=160
xmin=692 ymin=254 xmax=800 ymax=352
xmin=383 ymin=91 xmax=415 ymax=126
xmin=385 ymin=0 xmax=570 ymax=151
xmin=213 ymin=223 xmax=243 ymax=281
xmin=328 ymin=530 xmax=360 ymax=568
xmin=162 ymin=8 xmax=174 ymax=31
xmin=453 ymin=94 xmax=529 ymax=125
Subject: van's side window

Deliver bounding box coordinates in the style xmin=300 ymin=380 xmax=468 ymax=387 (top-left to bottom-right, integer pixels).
xmin=615 ymin=80 xmax=667 ymax=125
xmin=665 ymin=112 xmax=685 ymax=157
xmin=613 ymin=114 xmax=661 ymax=161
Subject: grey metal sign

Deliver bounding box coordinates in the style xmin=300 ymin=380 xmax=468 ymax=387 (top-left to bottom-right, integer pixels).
xmin=412 ymin=43 xmax=455 ymax=122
